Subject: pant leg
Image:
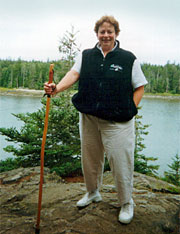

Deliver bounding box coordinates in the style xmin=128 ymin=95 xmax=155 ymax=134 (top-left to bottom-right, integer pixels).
xmin=100 ymin=118 xmax=135 ymax=206
xmin=79 ymin=113 xmax=105 ymax=192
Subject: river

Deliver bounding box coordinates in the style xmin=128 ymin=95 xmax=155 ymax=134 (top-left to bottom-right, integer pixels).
xmin=0 ymin=95 xmax=180 ymax=176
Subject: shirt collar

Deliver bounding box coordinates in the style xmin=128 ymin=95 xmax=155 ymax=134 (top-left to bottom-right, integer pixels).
xmin=97 ymin=40 xmax=118 ymax=57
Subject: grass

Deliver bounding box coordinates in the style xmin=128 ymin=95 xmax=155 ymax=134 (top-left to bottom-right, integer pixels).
xmin=0 ymin=87 xmax=13 ymax=92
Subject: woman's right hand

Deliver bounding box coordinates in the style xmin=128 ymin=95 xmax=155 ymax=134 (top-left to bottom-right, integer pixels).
xmin=44 ymin=82 xmax=57 ymax=95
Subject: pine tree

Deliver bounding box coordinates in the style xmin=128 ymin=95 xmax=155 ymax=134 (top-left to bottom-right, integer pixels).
xmin=134 ymin=107 xmax=159 ymax=175
xmin=0 ymin=92 xmax=81 ymax=176
xmin=163 ymin=154 xmax=180 ymax=186
xmin=58 ymin=25 xmax=80 ymax=73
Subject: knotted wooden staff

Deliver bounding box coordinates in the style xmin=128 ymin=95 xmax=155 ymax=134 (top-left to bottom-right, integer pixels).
xmin=35 ymin=64 xmax=54 ymax=234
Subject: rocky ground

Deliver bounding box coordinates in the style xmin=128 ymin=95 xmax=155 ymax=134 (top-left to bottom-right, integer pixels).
xmin=0 ymin=167 xmax=180 ymax=234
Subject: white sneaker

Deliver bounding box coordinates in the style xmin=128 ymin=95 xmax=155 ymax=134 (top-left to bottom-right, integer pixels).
xmin=118 ymin=198 xmax=134 ymax=224
xmin=76 ymin=190 xmax=102 ymax=207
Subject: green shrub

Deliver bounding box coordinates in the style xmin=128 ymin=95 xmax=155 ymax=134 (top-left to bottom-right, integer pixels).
xmin=0 ymin=157 xmax=20 ymax=173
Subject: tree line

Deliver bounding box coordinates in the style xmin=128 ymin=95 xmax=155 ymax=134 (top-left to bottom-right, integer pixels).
xmin=0 ymin=59 xmax=68 ymax=90
xmin=0 ymin=59 xmax=179 ymax=94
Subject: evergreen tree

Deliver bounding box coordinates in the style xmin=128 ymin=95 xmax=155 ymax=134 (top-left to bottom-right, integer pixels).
xmin=163 ymin=154 xmax=180 ymax=186
xmin=134 ymin=107 xmax=159 ymax=175
xmin=0 ymin=92 xmax=81 ymax=176
xmin=58 ymin=25 xmax=80 ymax=76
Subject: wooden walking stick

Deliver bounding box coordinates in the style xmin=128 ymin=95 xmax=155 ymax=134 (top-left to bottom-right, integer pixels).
xmin=35 ymin=64 xmax=54 ymax=234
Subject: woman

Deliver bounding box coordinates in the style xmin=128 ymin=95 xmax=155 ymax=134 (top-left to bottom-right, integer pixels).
xmin=44 ymin=15 xmax=148 ymax=224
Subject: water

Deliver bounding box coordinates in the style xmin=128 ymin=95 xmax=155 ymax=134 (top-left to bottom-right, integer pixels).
xmin=0 ymin=95 xmax=180 ymax=176
xmin=0 ymin=95 xmax=43 ymax=160
xmin=139 ymin=97 xmax=180 ymax=175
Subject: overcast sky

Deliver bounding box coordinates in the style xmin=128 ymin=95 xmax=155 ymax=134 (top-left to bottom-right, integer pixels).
xmin=0 ymin=0 xmax=180 ymax=65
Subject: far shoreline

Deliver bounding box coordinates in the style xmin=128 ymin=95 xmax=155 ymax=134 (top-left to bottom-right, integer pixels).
xmin=0 ymin=88 xmax=44 ymax=97
xmin=0 ymin=87 xmax=180 ymax=100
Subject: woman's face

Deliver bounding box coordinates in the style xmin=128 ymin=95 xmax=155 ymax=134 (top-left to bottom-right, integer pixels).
xmin=97 ymin=22 xmax=117 ymax=51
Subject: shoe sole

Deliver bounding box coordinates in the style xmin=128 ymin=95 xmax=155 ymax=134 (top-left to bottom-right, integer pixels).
xmin=118 ymin=217 xmax=133 ymax=224
xmin=77 ymin=197 xmax=102 ymax=207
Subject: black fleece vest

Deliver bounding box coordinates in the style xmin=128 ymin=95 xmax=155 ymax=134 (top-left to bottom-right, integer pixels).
xmin=72 ymin=41 xmax=138 ymax=122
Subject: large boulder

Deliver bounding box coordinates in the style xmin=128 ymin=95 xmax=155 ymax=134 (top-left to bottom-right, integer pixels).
xmin=0 ymin=167 xmax=179 ymax=234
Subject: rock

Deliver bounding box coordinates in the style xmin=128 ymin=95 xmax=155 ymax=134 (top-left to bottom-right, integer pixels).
xmin=133 ymin=172 xmax=180 ymax=194
xmin=0 ymin=167 xmax=179 ymax=234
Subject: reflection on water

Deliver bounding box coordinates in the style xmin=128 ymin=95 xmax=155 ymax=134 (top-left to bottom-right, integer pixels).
xmin=0 ymin=95 xmax=180 ymax=176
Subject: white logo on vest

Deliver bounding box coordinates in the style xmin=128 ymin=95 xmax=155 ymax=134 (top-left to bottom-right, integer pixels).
xmin=110 ymin=64 xmax=123 ymax=72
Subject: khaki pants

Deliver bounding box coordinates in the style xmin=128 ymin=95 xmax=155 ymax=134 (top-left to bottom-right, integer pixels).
xmin=79 ymin=113 xmax=135 ymax=205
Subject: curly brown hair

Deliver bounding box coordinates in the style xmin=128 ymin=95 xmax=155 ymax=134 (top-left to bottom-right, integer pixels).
xmin=94 ymin=15 xmax=120 ymax=36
